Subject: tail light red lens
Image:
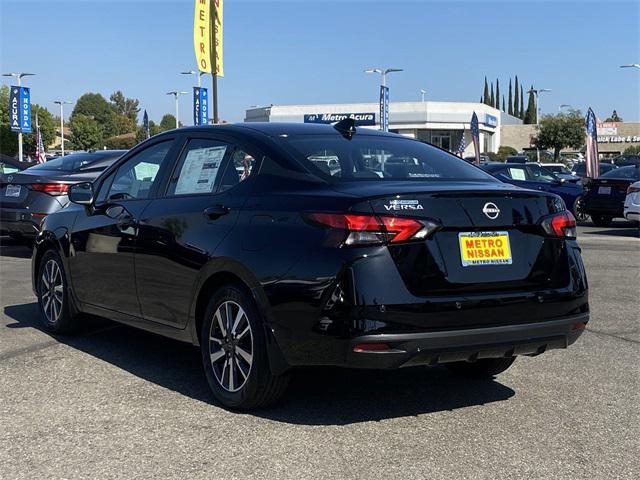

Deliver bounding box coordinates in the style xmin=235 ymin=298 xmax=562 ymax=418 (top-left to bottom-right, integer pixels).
xmin=31 ymin=183 xmax=70 ymax=196
xmin=306 ymin=213 xmax=438 ymax=246
xmin=541 ymin=211 xmax=577 ymax=239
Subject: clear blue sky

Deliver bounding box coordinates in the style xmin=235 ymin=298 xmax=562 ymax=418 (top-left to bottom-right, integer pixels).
xmin=1 ymin=0 xmax=639 ymax=123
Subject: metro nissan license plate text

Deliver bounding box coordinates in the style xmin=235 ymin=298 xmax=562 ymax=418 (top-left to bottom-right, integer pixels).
xmin=459 ymin=231 xmax=512 ymax=266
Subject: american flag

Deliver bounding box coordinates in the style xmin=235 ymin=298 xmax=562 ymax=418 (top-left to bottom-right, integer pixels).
xmin=585 ymin=108 xmax=599 ymax=178
xmin=35 ymin=113 xmax=46 ymax=164
xmin=455 ymin=131 xmax=466 ymax=157
xmin=470 ymin=112 xmax=480 ymax=166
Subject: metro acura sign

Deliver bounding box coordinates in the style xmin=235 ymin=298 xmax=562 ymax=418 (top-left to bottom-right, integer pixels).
xmin=304 ymin=112 xmax=376 ymax=126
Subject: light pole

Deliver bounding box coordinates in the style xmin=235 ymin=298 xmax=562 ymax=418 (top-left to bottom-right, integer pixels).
xmin=420 ymin=89 xmax=427 ymax=102
xmin=620 ymin=64 xmax=640 ymax=69
xmin=53 ymin=100 xmax=72 ymax=157
xmin=559 ymin=104 xmax=572 ymax=113
xmin=365 ymin=67 xmax=403 ymax=131
xmin=528 ymin=87 xmax=551 ymax=162
xmin=181 ymin=70 xmax=206 ymax=88
xmin=166 ymin=91 xmax=188 ymax=129
xmin=2 ymin=72 xmax=35 ymax=162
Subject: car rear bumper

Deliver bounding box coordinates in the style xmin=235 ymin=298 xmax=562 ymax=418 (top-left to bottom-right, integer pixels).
xmin=0 ymin=210 xmax=41 ymax=237
xmin=584 ymin=196 xmax=624 ymax=217
xmin=344 ymin=312 xmax=588 ymax=369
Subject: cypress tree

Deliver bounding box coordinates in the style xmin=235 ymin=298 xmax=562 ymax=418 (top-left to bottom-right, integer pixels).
xmin=495 ymin=79 xmax=500 ymax=109
xmin=490 ymin=83 xmax=495 ymax=108
xmin=524 ymin=85 xmax=538 ymax=125
xmin=520 ymin=85 xmax=524 ymax=119
xmin=514 ymin=76 xmax=520 ymax=117
xmin=502 ymin=95 xmax=506 ymax=112
xmin=508 ymin=79 xmax=513 ymax=115
xmin=483 ymin=77 xmax=490 ymax=106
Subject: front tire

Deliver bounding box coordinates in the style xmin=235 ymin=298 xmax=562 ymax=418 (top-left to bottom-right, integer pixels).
xmin=37 ymin=250 xmax=77 ymax=333
xmin=573 ymin=196 xmax=589 ymax=223
xmin=446 ymin=357 xmax=516 ymax=378
xmin=200 ymin=284 xmax=289 ymax=410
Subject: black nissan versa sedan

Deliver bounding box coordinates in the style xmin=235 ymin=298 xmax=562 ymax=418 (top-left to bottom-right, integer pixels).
xmin=31 ymin=121 xmax=589 ymax=409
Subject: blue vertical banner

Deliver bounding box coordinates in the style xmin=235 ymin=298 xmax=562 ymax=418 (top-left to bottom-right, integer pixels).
xmin=379 ymin=85 xmax=389 ymax=132
xmin=193 ymin=87 xmax=209 ymax=125
xmin=19 ymin=87 xmax=32 ymax=133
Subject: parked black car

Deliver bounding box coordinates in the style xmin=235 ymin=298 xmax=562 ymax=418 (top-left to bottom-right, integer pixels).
xmin=0 ymin=153 xmax=38 ymax=175
xmin=571 ymin=162 xmax=618 ymax=180
xmin=611 ymin=154 xmax=640 ymax=167
xmin=1 ymin=150 xmax=125 ymax=241
xmin=32 ymin=122 xmax=588 ymax=409
xmin=582 ymin=165 xmax=640 ymax=226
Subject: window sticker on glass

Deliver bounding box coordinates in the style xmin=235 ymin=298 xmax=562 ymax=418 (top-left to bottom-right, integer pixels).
xmin=175 ymin=146 xmax=227 ymax=195
xmin=508 ymin=168 xmax=527 ymax=181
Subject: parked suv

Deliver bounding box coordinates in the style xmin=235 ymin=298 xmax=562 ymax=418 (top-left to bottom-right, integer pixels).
xmin=32 ymin=123 xmax=588 ymax=409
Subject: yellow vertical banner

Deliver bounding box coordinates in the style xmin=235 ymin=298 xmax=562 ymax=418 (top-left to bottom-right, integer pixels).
xmin=214 ymin=0 xmax=224 ymax=77
xmin=193 ymin=0 xmax=211 ymax=73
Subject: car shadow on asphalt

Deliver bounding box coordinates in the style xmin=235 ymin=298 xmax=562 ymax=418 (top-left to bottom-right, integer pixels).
xmin=0 ymin=241 xmax=33 ymax=259
xmin=4 ymin=302 xmax=516 ymax=425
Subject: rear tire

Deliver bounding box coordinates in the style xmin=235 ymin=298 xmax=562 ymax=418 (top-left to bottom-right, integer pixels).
xmin=446 ymin=357 xmax=516 ymax=379
xmin=37 ymin=250 xmax=78 ymax=333
xmin=592 ymin=215 xmax=612 ymax=227
xmin=573 ymin=196 xmax=589 ymax=223
xmin=200 ymin=284 xmax=289 ymax=410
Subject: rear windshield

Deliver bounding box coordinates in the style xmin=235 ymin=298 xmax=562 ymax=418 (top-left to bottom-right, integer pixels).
xmin=27 ymin=153 xmax=112 ymax=172
xmin=279 ymin=134 xmax=496 ymax=182
xmin=600 ymin=165 xmax=640 ymax=180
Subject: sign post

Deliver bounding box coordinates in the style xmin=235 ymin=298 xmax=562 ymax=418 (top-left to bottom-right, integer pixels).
xmin=8 ymin=85 xmax=32 ymax=161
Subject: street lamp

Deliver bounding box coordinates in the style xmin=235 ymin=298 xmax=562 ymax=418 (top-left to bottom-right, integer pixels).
xmin=181 ymin=70 xmax=206 ymax=87
xmin=559 ymin=104 xmax=573 ymax=112
xmin=527 ymin=87 xmax=551 ymax=162
xmin=166 ymin=91 xmax=188 ymax=129
xmin=420 ymin=89 xmax=427 ymax=102
xmin=2 ymin=72 xmax=35 ymax=162
xmin=619 ymin=64 xmax=640 ymax=69
xmin=365 ymin=67 xmax=403 ymax=131
xmin=53 ymin=100 xmax=72 ymax=157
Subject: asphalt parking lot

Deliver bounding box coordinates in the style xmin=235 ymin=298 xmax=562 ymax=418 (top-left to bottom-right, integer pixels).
xmin=0 ymin=223 xmax=638 ymax=480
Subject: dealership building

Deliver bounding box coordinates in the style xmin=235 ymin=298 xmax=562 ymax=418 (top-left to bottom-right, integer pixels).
xmin=245 ymin=101 xmax=522 ymax=157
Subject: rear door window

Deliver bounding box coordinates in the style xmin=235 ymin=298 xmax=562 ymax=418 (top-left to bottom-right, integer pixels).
xmin=167 ymin=139 xmax=231 ymax=196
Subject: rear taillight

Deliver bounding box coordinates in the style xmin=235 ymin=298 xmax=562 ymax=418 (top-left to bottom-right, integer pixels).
xmin=306 ymin=213 xmax=439 ymax=246
xmin=31 ymin=183 xmax=70 ymax=196
xmin=540 ymin=211 xmax=577 ymax=239
xmin=627 ymin=185 xmax=640 ymax=194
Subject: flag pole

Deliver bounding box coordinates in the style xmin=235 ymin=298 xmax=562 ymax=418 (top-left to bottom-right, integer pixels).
xmin=209 ymin=0 xmax=219 ymax=124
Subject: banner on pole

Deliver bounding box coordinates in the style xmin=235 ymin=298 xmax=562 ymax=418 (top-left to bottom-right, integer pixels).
xmin=193 ymin=87 xmax=209 ymax=125
xmin=143 ymin=110 xmax=150 ymax=138
xmin=379 ymin=85 xmax=389 ymax=132
xmin=470 ymin=112 xmax=480 ymax=166
xmin=193 ymin=0 xmax=211 ymax=73
xmin=8 ymin=86 xmax=31 ymax=133
xmin=585 ymin=108 xmax=600 ymax=178
xmin=192 ymin=0 xmax=223 ymax=77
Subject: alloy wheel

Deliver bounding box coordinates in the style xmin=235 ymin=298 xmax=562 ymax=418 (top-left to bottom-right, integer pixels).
xmin=208 ymin=300 xmax=254 ymax=392
xmin=41 ymin=259 xmax=63 ymax=324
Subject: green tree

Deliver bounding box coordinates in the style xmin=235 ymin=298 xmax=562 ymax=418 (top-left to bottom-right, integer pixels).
xmin=495 ymin=145 xmax=518 ymax=161
xmin=523 ymin=86 xmax=537 ymax=124
xmin=502 ymin=95 xmax=505 ymax=112
xmin=159 ymin=114 xmax=180 ymax=132
xmin=68 ymin=114 xmax=103 ymax=150
xmin=23 ymin=105 xmax=57 ymax=154
xmin=623 ymin=145 xmax=640 ymax=154
xmin=519 ymin=85 xmax=524 ymax=120
xmin=513 ymin=76 xmax=519 ymax=117
xmin=489 ymin=83 xmax=495 ymax=107
xmin=508 ymin=79 xmax=513 ymax=115
xmin=495 ymin=79 xmax=500 ymax=109
xmin=0 ymin=85 xmax=19 ymax=156
xmin=483 ymin=77 xmax=490 ymax=106
xmin=71 ymin=92 xmax=112 ymax=125
xmin=604 ymin=110 xmax=623 ymax=122
xmin=109 ymin=91 xmax=140 ymax=122
xmin=535 ymin=111 xmax=585 ymax=160
xmin=109 ymin=112 xmax=137 ymax=136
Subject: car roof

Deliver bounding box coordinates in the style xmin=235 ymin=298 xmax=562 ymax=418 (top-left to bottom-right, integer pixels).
xmin=163 ymin=122 xmax=403 ymax=139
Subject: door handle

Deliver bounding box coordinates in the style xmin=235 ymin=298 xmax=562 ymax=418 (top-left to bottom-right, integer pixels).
xmin=203 ymin=205 xmax=229 ymax=220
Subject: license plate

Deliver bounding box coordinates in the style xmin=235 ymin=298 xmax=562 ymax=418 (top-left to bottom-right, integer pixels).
xmin=598 ymin=186 xmax=611 ymax=195
xmin=4 ymin=185 xmax=21 ymax=197
xmin=459 ymin=231 xmax=512 ymax=267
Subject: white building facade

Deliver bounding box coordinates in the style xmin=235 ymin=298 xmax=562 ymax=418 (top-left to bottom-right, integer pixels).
xmin=245 ymin=101 xmax=522 ymax=156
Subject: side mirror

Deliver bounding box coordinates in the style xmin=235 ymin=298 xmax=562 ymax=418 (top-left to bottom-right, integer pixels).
xmin=69 ymin=182 xmax=94 ymax=205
